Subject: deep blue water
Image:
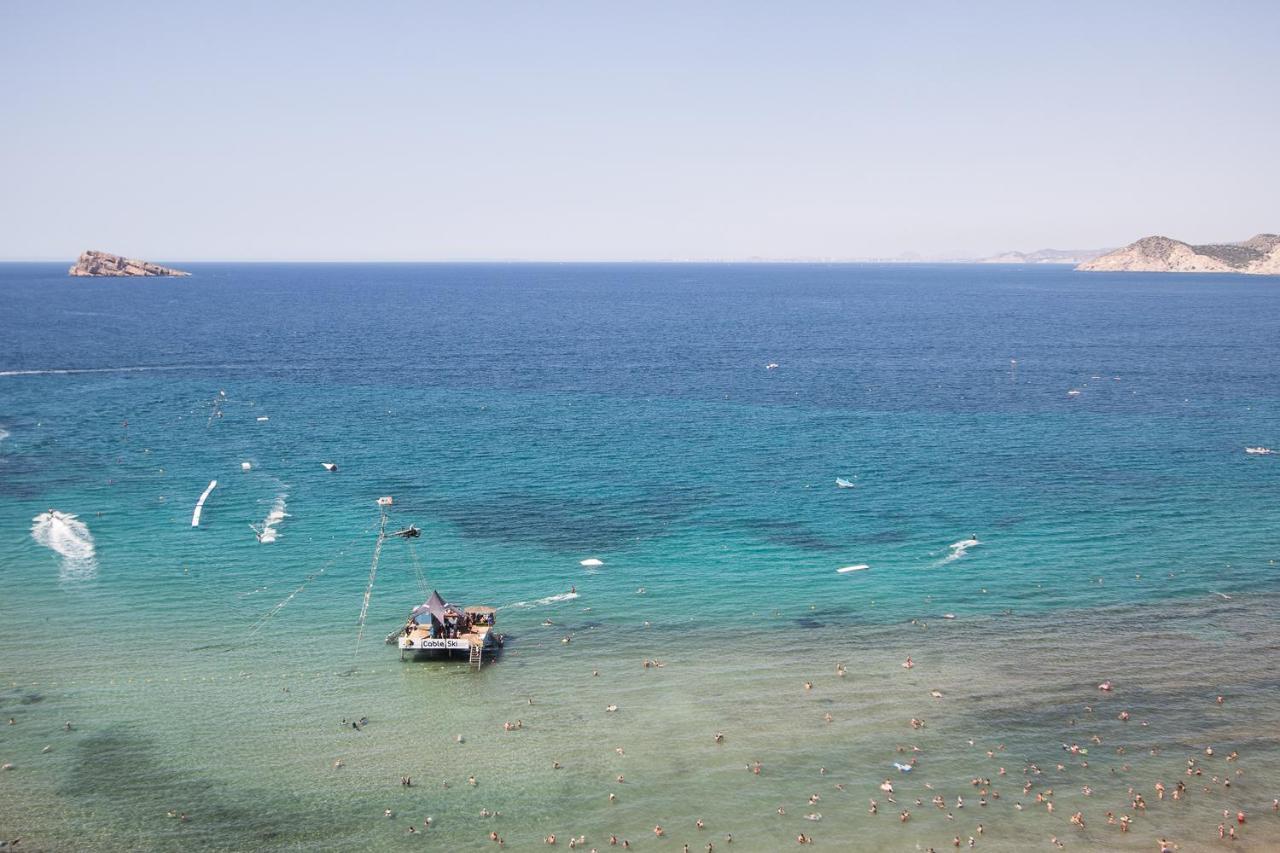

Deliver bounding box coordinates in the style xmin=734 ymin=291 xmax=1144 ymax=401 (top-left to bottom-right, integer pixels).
xmin=2 ymin=262 xmax=1279 ymax=626
xmin=3 ymin=262 xmax=1280 ymax=852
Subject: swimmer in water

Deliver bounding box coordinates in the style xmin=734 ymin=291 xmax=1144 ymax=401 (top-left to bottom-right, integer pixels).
xmin=903 ymin=657 xmax=914 ymax=669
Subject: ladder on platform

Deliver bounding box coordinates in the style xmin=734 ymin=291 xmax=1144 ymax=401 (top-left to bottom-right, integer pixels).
xmin=469 ymin=642 xmax=483 ymax=670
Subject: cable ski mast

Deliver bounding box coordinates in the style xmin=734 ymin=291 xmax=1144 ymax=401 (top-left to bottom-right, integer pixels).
xmin=354 ymin=501 xmax=390 ymax=658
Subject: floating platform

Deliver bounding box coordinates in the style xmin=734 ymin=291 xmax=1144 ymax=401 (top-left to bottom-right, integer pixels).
xmin=395 ymin=593 xmax=502 ymax=669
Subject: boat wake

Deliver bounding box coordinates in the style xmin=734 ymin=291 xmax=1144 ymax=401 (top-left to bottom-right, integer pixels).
xmin=939 ymin=537 xmax=981 ymax=564
xmin=254 ymin=492 xmax=289 ymax=543
xmin=0 ymin=364 xmax=235 ymax=378
xmin=505 ymin=591 xmax=580 ymax=609
xmin=31 ymin=510 xmax=97 ymax=580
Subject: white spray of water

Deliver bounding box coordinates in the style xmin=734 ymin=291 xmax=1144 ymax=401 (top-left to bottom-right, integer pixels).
xmin=939 ymin=537 xmax=981 ymax=565
xmin=255 ymin=492 xmax=289 ymax=543
xmin=31 ymin=510 xmax=97 ymax=580
xmin=505 ymin=591 xmax=580 ymax=609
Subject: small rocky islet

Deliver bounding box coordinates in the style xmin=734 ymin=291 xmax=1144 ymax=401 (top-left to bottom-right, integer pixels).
xmin=68 ymin=250 xmax=189 ymax=277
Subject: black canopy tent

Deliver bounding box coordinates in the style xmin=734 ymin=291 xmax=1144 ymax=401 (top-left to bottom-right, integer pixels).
xmin=410 ymin=590 xmax=466 ymax=626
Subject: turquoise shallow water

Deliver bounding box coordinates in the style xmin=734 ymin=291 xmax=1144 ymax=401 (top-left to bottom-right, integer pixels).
xmin=1 ymin=262 xmax=1279 ymax=851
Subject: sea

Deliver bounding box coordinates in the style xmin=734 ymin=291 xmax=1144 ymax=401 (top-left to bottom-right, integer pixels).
xmin=1 ymin=262 xmax=1278 ymax=852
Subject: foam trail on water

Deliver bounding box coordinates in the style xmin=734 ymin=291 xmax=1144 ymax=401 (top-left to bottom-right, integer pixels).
xmin=31 ymin=510 xmax=98 ymax=580
xmin=0 ymin=427 xmax=10 ymax=441
xmin=0 ymin=364 xmax=241 ymax=378
xmin=504 ymin=591 xmax=580 ymax=610
xmin=939 ymin=537 xmax=981 ymax=565
xmin=255 ymin=492 xmax=289 ymax=543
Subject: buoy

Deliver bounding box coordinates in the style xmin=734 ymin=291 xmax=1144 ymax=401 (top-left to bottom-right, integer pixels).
xmin=241 ymin=462 xmax=252 ymax=471
xmin=191 ymin=480 xmax=217 ymax=527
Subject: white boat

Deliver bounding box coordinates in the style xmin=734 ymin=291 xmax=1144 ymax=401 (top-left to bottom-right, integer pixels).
xmin=1244 ymin=446 xmax=1275 ymax=455
xmin=837 ymin=564 xmax=869 ymax=574
xmin=835 ymin=478 xmax=856 ymax=489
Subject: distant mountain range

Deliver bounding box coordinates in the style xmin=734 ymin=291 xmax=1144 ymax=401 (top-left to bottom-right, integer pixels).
xmin=977 ymin=247 xmax=1110 ymax=265
xmin=1078 ymin=234 xmax=1280 ymax=275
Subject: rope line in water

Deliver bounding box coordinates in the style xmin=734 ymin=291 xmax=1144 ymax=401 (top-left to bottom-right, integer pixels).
xmin=353 ymin=506 xmax=388 ymax=659
xmin=406 ymin=537 xmax=429 ymax=598
xmin=245 ymin=517 xmax=385 ymax=639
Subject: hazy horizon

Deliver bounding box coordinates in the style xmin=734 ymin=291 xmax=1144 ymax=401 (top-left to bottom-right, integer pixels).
xmin=2 ymin=1 xmax=1277 ymax=261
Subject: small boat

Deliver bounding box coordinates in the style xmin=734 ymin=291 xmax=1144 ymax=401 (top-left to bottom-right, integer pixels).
xmin=321 ymin=462 xmax=338 ymax=472
xmin=835 ymin=478 xmax=856 ymax=489
xmin=396 ymin=591 xmax=503 ymax=668
xmin=390 ymin=525 xmax=420 ymax=539
xmin=837 ymin=564 xmax=870 ymax=574
xmin=1244 ymin=446 xmax=1275 ymax=455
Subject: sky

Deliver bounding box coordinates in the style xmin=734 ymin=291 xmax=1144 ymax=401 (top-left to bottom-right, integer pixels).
xmin=1 ymin=1 xmax=1277 ymax=261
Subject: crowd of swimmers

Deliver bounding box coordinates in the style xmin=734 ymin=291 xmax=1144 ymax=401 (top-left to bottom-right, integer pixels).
xmin=311 ymin=653 xmax=1280 ymax=850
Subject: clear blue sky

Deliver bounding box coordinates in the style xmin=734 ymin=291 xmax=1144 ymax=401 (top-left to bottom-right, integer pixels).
xmin=1 ymin=1 xmax=1276 ymax=260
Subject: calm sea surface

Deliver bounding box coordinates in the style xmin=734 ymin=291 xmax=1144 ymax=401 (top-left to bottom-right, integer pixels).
xmin=1 ymin=263 xmax=1278 ymax=851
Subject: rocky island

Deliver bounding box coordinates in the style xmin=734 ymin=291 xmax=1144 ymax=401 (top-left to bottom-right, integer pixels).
xmin=68 ymin=250 xmax=190 ymax=277
xmin=1078 ymin=234 xmax=1280 ymax=275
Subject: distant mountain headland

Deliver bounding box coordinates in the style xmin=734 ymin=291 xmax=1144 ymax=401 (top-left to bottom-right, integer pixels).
xmin=69 ymin=250 xmax=190 ymax=277
xmin=1078 ymin=234 xmax=1280 ymax=275
xmin=978 ymin=248 xmax=1109 ymax=265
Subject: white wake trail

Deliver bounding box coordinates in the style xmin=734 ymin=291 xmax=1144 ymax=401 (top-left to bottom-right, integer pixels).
xmin=0 ymin=364 xmax=237 ymax=378
xmin=939 ymin=537 xmax=981 ymax=565
xmin=255 ymin=492 xmax=289 ymax=543
xmin=504 ymin=591 xmax=580 ymax=609
xmin=31 ymin=510 xmax=98 ymax=580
